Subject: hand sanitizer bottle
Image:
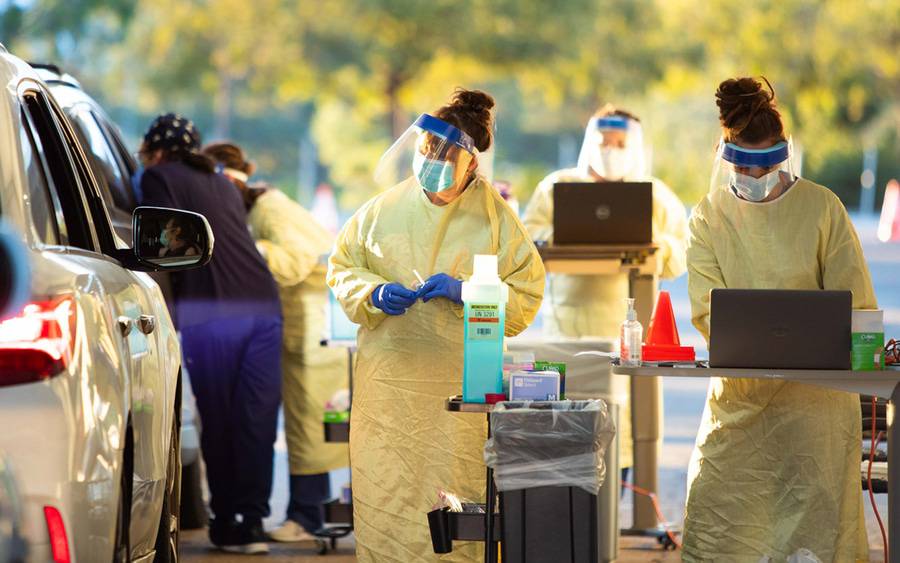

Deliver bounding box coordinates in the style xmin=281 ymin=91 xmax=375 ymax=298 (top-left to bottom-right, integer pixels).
xmin=620 ymin=298 xmax=643 ymax=367
xmin=461 ymin=255 xmax=508 ymax=403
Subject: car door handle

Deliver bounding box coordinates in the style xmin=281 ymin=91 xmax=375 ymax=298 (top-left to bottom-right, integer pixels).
xmin=138 ymin=314 xmax=156 ymax=335
xmin=117 ymin=316 xmax=134 ymax=337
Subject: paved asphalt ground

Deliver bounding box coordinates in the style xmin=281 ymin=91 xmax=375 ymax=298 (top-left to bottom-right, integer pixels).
xmin=183 ymin=213 xmax=898 ymax=562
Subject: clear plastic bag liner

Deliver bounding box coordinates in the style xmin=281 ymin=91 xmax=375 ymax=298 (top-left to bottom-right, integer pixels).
xmin=483 ymin=399 xmax=616 ymax=495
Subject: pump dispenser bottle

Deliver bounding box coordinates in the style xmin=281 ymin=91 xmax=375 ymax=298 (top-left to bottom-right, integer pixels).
xmin=620 ymin=298 xmax=643 ymax=366
xmin=461 ymin=255 xmax=508 ymax=403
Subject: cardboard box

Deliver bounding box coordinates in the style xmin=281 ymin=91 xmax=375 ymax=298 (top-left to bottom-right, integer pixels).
xmin=534 ymin=361 xmax=566 ymax=399
xmin=509 ymin=371 xmax=561 ymax=401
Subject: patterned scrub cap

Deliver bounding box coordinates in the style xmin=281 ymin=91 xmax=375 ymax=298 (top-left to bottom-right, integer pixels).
xmin=142 ymin=113 xmax=202 ymax=153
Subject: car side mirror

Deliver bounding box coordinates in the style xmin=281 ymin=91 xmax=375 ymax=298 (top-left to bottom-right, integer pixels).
xmin=126 ymin=207 xmax=214 ymax=272
xmin=0 ymin=221 xmax=30 ymax=320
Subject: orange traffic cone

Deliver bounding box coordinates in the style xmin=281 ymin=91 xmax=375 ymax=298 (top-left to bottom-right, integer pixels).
xmin=642 ymin=291 xmax=695 ymax=362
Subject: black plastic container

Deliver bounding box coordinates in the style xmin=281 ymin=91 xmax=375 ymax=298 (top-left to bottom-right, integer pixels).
xmin=427 ymin=505 xmax=501 ymax=553
xmin=323 ymin=421 xmax=350 ymax=443
xmin=500 ymin=486 xmax=599 ymax=563
xmin=323 ymin=498 xmax=353 ymax=524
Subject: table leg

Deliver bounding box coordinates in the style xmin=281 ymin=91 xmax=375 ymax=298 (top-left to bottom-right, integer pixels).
xmin=629 ymin=271 xmax=661 ymax=530
xmin=485 ymin=412 xmax=498 ymax=563
xmin=889 ymin=384 xmax=899 ymax=563
xmin=598 ymin=403 xmax=620 ymax=561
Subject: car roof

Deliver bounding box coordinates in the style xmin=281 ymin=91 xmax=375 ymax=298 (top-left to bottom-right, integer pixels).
xmin=0 ymin=45 xmax=53 ymax=235
xmin=25 ymin=63 xmax=94 ymax=111
xmin=28 ymin=63 xmax=82 ymax=90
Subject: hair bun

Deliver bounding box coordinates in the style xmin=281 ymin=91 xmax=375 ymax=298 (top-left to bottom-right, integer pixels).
xmin=202 ymin=141 xmax=257 ymax=177
xmin=450 ymin=88 xmax=495 ymax=114
xmin=715 ymin=76 xmax=777 ymax=134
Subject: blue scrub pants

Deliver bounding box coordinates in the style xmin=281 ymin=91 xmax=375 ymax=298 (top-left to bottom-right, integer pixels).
xmin=182 ymin=314 xmax=283 ymax=523
xmin=287 ymin=473 xmax=331 ymax=532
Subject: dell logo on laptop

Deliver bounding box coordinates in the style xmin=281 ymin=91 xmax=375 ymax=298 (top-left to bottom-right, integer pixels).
xmin=772 ymin=326 xmax=790 ymax=338
xmin=595 ymin=205 xmax=611 ymax=221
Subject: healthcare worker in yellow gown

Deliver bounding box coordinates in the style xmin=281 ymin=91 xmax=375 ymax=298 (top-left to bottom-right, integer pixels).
xmin=328 ymin=89 xmax=545 ymax=562
xmin=203 ymin=142 xmax=349 ymax=543
xmin=684 ymin=76 xmax=877 ymax=562
xmin=522 ymin=105 xmax=688 ymax=471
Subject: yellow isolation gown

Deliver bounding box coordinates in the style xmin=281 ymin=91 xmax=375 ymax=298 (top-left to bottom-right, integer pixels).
xmin=522 ymin=168 xmax=688 ymax=468
xmin=328 ymin=175 xmax=545 ymax=562
xmin=249 ymin=189 xmax=349 ymax=475
xmin=683 ymin=178 xmax=876 ymax=562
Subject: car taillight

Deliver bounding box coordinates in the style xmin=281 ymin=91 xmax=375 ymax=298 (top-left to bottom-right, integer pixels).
xmin=44 ymin=506 xmax=71 ymax=563
xmin=0 ymin=297 xmax=75 ymax=386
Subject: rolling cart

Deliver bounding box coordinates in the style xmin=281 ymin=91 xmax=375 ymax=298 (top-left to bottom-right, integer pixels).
xmin=440 ymin=397 xmax=501 ymax=562
xmin=434 ymin=397 xmax=616 ymax=562
xmin=314 ymin=340 xmax=355 ymax=554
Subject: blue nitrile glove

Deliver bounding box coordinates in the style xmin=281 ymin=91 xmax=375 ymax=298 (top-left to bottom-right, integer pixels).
xmin=371 ymin=283 xmax=418 ymax=315
xmin=417 ymin=273 xmax=463 ymax=304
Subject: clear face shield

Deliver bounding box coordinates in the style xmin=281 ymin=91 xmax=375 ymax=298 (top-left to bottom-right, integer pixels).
xmin=710 ymin=137 xmax=796 ymax=202
xmin=575 ymin=115 xmax=647 ymax=180
xmin=374 ymin=114 xmax=478 ymax=197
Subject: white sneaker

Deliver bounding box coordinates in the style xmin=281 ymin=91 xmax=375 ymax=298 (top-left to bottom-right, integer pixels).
xmin=220 ymin=542 xmax=269 ymax=555
xmin=267 ymin=520 xmax=317 ymax=543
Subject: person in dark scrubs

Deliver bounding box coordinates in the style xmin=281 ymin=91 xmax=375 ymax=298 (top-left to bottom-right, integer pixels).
xmin=138 ymin=113 xmax=282 ymax=555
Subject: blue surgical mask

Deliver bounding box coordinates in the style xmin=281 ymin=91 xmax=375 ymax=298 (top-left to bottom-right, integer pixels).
xmin=159 ymin=228 xmax=170 ymax=247
xmin=413 ymin=153 xmax=456 ymax=193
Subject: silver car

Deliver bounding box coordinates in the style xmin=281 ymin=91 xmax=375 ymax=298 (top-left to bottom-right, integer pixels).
xmin=29 ymin=63 xmax=206 ymax=531
xmin=0 ymin=45 xmax=213 ymax=562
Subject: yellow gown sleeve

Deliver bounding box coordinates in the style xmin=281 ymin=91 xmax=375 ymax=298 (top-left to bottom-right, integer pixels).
xmin=822 ymin=195 xmax=878 ymax=309
xmin=522 ymin=174 xmax=555 ymax=242
xmin=257 ymin=239 xmax=318 ymax=287
xmin=686 ymin=201 xmax=725 ymax=342
xmin=651 ymin=179 xmax=689 ymax=280
xmin=252 ymin=198 xmax=326 ymax=288
xmin=499 ymin=210 xmax=546 ymax=337
xmin=327 ymin=203 xmax=391 ymax=330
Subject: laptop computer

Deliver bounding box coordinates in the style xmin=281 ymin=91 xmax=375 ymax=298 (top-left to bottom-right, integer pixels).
xmin=709 ymin=289 xmax=852 ymax=370
xmin=552 ymin=182 xmax=653 ymax=245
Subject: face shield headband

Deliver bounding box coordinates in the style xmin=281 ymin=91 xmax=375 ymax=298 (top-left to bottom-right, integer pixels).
xmin=592 ymin=115 xmax=630 ymax=132
xmin=413 ymin=114 xmax=476 ymax=155
xmin=722 ymin=141 xmax=790 ymax=169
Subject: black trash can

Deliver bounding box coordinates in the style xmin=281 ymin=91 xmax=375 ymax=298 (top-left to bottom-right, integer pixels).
xmin=501 ymin=486 xmax=598 ymax=562
xmin=484 ymin=400 xmax=615 ymax=563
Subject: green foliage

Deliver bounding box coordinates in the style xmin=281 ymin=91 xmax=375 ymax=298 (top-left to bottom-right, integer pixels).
xmin=2 ymin=0 xmax=897 ymax=213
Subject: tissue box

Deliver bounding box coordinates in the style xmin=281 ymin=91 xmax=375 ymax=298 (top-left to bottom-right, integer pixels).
xmin=509 ymin=371 xmax=561 ymax=401
xmin=852 ymin=309 xmax=884 ymax=371
xmin=534 ymin=361 xmax=566 ymax=399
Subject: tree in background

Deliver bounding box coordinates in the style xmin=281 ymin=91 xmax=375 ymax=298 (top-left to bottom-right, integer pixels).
xmin=279 ymin=0 xmax=598 ymax=207
xmin=1 ymin=0 xmax=896 ymax=211
xmin=651 ymin=0 xmax=900 ymax=204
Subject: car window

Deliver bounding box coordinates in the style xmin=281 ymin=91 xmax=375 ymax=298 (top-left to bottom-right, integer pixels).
xmin=20 ymin=89 xmax=96 ymax=251
xmin=68 ymin=107 xmax=137 ymax=212
xmin=19 ymin=116 xmax=61 ymax=245
xmin=92 ymin=111 xmax=139 ymax=206
xmin=48 ymin=100 xmax=121 ymax=254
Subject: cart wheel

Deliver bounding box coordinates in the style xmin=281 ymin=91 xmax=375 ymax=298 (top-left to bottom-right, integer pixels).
xmin=316 ymin=539 xmax=328 ymax=555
